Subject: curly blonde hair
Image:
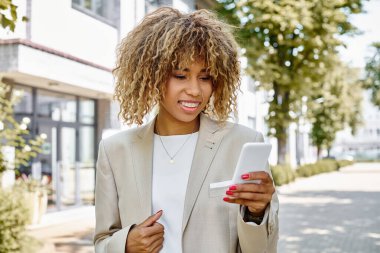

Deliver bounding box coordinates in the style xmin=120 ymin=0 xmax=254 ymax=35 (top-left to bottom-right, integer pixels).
xmin=114 ymin=7 xmax=240 ymax=125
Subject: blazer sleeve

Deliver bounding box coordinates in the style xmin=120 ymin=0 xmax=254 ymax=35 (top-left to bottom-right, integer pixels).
xmin=237 ymin=132 xmax=280 ymax=253
xmin=94 ymin=140 xmax=133 ymax=253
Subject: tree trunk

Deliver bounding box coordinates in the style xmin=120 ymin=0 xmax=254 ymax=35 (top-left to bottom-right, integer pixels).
xmin=317 ymin=146 xmax=321 ymax=160
xmin=277 ymin=127 xmax=287 ymax=164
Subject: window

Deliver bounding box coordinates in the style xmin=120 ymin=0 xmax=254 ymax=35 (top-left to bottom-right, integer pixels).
xmin=72 ymin=0 xmax=119 ymax=27
xmin=13 ymin=85 xmax=33 ymax=114
xmin=37 ymin=90 xmax=77 ymax=122
xmin=79 ymin=98 xmax=95 ymax=124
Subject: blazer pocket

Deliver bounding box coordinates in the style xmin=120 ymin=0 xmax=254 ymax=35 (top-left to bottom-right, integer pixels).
xmin=209 ymin=185 xmax=228 ymax=198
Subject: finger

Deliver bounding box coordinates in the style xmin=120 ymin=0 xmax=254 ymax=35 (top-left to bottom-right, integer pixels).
xmin=141 ymin=223 xmax=165 ymax=237
xmin=226 ymin=191 xmax=271 ymax=202
xmin=228 ymin=183 xmax=267 ymax=193
xmin=241 ymin=171 xmax=272 ymax=183
xmin=148 ymin=231 xmax=164 ymax=244
xmin=149 ymin=234 xmax=164 ymax=253
xmin=224 ymin=197 xmax=268 ymax=211
xmin=140 ymin=210 xmax=163 ymax=227
xmin=152 ymin=244 xmax=164 ymax=253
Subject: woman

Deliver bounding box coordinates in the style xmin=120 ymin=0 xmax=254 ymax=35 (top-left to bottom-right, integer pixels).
xmin=94 ymin=7 xmax=279 ymax=253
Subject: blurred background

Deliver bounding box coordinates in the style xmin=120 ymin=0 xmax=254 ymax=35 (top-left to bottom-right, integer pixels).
xmin=0 ymin=0 xmax=379 ymax=252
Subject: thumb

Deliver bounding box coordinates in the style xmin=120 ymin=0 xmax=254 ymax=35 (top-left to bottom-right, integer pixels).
xmin=140 ymin=210 xmax=163 ymax=227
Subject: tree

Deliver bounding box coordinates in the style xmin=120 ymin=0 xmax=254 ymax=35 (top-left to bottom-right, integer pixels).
xmin=0 ymin=80 xmax=44 ymax=174
xmin=215 ymin=0 xmax=365 ymax=164
xmin=364 ymin=42 xmax=380 ymax=108
xmin=0 ymin=0 xmax=27 ymax=32
xmin=308 ymin=60 xmax=362 ymax=158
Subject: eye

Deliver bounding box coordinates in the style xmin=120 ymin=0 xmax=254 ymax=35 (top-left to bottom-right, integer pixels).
xmin=200 ymin=76 xmax=211 ymax=81
xmin=174 ymin=75 xmax=186 ymax=80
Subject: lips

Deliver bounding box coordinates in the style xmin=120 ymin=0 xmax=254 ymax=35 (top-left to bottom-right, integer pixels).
xmin=179 ymin=101 xmax=201 ymax=108
xmin=178 ymin=100 xmax=202 ymax=112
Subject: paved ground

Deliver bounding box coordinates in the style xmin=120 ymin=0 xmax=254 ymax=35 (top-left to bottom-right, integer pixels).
xmin=27 ymin=206 xmax=95 ymax=253
xmin=278 ymin=163 xmax=380 ymax=253
xmin=27 ymin=163 xmax=380 ymax=252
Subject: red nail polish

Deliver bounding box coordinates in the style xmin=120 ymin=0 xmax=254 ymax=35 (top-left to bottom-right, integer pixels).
xmin=226 ymin=190 xmax=233 ymax=195
xmin=241 ymin=174 xmax=249 ymax=180
xmin=223 ymin=197 xmax=230 ymax=202
xmin=229 ymin=185 xmax=237 ymax=191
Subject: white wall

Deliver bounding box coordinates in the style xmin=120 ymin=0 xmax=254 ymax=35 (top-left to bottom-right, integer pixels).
xmin=0 ymin=0 xmax=27 ymax=38
xmin=29 ymin=0 xmax=117 ymax=68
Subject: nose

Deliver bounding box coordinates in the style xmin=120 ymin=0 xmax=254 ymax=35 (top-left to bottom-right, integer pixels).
xmin=186 ymin=77 xmax=202 ymax=97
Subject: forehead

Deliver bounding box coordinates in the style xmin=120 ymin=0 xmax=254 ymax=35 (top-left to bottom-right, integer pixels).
xmin=174 ymin=58 xmax=208 ymax=71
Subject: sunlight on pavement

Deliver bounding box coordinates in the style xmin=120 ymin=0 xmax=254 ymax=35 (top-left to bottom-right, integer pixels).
xmin=301 ymin=228 xmax=331 ymax=235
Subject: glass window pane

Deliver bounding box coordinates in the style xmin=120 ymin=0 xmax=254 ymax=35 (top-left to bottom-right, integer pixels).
xmin=94 ymin=0 xmax=103 ymax=16
xmin=79 ymin=126 xmax=95 ymax=204
xmin=80 ymin=98 xmax=95 ymax=124
xmin=84 ymin=0 xmax=92 ymax=9
xmin=13 ymin=85 xmax=33 ymax=114
xmin=62 ymin=99 xmax=77 ymax=122
xmin=79 ymin=127 xmax=94 ymax=165
xmin=37 ymin=90 xmax=77 ymax=122
xmin=61 ymin=127 xmax=76 ymax=205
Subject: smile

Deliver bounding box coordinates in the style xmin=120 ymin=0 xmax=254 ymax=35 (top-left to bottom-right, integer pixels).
xmin=179 ymin=101 xmax=201 ymax=108
xmin=178 ymin=101 xmax=201 ymax=112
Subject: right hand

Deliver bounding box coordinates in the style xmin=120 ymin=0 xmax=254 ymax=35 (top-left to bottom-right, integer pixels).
xmin=125 ymin=210 xmax=165 ymax=253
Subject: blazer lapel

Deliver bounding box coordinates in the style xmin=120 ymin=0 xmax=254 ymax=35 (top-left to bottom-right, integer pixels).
xmin=182 ymin=114 xmax=231 ymax=232
xmin=131 ymin=118 xmax=156 ymax=217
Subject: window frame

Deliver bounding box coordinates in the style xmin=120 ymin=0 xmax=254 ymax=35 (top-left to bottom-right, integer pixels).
xmin=71 ymin=0 xmax=118 ymax=27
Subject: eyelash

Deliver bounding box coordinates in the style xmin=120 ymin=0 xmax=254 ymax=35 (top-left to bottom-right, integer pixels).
xmin=173 ymin=75 xmax=211 ymax=81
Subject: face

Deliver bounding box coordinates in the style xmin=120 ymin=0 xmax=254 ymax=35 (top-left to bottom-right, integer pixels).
xmin=158 ymin=60 xmax=213 ymax=128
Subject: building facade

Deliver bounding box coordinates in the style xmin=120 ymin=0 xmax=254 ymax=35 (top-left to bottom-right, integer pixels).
xmin=332 ymin=91 xmax=380 ymax=160
xmin=1 ymin=0 xmax=315 ymax=212
xmin=1 ymin=0 xmax=121 ymax=210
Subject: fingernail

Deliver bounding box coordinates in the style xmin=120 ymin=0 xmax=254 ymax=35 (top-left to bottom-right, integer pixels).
xmin=241 ymin=174 xmax=249 ymax=180
xmin=229 ymin=185 xmax=237 ymax=191
xmin=223 ymin=197 xmax=230 ymax=202
xmin=226 ymin=190 xmax=233 ymax=196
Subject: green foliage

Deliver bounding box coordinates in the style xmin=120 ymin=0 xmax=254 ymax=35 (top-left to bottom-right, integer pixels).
xmin=308 ymin=60 xmax=363 ymax=155
xmin=215 ymin=0 xmax=366 ymax=163
xmin=0 ymin=0 xmax=28 ymax=32
xmin=0 ymin=187 xmax=29 ymax=253
xmin=364 ymin=42 xmax=380 ymax=108
xmin=337 ymin=159 xmax=355 ymax=168
xmin=271 ymin=164 xmax=296 ymax=186
xmin=271 ymin=159 xmax=354 ymax=185
xmin=0 ymin=81 xmax=44 ymax=173
xmin=296 ymin=159 xmax=353 ymax=177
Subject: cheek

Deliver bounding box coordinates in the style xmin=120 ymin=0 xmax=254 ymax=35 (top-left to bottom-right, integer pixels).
xmin=202 ymin=84 xmax=213 ymax=102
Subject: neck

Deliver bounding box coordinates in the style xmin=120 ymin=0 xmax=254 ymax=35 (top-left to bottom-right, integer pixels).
xmin=155 ymin=114 xmax=200 ymax=136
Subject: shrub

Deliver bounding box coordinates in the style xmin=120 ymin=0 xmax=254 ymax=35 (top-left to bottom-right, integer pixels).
xmin=296 ymin=159 xmax=340 ymax=178
xmin=337 ymin=159 xmax=354 ymax=168
xmin=271 ymin=164 xmax=296 ymax=186
xmin=0 ymin=186 xmax=30 ymax=253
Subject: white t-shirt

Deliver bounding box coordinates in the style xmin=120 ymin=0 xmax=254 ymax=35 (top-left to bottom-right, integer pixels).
xmin=152 ymin=132 xmax=198 ymax=253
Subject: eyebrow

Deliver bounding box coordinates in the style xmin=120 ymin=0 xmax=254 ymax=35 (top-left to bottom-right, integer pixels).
xmin=174 ymin=68 xmax=208 ymax=72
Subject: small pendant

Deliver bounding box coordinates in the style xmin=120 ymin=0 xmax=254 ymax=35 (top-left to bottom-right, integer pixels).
xmin=170 ymin=159 xmax=174 ymax=164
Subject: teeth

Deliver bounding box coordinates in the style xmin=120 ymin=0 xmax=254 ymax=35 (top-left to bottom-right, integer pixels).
xmin=180 ymin=101 xmax=199 ymax=108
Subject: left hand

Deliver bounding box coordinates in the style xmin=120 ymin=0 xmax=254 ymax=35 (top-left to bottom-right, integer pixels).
xmin=223 ymin=171 xmax=275 ymax=217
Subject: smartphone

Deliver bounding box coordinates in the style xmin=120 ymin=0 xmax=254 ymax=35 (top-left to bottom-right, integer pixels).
xmin=231 ymin=143 xmax=272 ymax=185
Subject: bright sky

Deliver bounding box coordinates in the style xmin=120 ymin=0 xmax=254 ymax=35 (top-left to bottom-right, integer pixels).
xmin=340 ymin=0 xmax=380 ymax=71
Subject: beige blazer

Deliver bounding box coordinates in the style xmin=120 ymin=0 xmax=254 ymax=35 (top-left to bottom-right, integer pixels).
xmin=94 ymin=114 xmax=279 ymax=253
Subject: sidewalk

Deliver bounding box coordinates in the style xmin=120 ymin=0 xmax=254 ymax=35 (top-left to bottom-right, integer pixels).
xmin=277 ymin=163 xmax=380 ymax=253
xmin=27 ymin=206 xmax=95 ymax=253
xmin=26 ymin=163 xmax=380 ymax=252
